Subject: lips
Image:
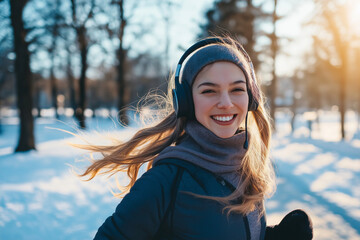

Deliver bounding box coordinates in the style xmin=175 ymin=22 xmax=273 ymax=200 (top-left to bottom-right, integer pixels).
xmin=211 ymin=114 xmax=237 ymax=125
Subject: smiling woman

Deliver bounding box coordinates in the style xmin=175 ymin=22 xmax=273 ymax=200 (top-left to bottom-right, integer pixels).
xmin=76 ymin=35 xmax=313 ymax=240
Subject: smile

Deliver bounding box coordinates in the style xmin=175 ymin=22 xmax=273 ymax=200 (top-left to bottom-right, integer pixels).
xmin=211 ymin=114 xmax=237 ymax=122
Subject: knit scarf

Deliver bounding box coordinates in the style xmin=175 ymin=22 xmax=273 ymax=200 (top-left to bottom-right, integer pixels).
xmin=153 ymin=120 xmax=262 ymax=240
xmin=153 ymin=120 xmax=249 ymax=187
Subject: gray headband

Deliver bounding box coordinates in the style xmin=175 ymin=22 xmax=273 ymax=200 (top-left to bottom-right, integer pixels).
xmin=180 ymin=44 xmax=249 ymax=86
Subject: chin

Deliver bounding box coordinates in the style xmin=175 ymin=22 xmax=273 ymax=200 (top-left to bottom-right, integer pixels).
xmin=213 ymin=130 xmax=237 ymax=139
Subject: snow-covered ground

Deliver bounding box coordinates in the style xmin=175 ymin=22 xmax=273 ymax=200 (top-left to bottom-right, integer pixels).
xmin=0 ymin=110 xmax=359 ymax=239
xmin=266 ymin=111 xmax=360 ymax=240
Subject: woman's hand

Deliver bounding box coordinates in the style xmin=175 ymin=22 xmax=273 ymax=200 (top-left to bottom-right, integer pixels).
xmin=265 ymin=209 xmax=313 ymax=240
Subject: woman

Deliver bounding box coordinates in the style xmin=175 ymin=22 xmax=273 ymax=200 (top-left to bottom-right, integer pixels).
xmin=80 ymin=36 xmax=313 ymax=240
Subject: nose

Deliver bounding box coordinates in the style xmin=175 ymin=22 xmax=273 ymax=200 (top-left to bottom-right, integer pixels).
xmin=217 ymin=92 xmax=234 ymax=109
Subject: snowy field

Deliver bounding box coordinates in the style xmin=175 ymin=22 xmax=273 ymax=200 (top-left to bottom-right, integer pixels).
xmin=0 ymin=109 xmax=359 ymax=239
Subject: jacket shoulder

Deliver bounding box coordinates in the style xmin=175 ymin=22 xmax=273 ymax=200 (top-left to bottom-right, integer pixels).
xmin=94 ymin=162 xmax=180 ymax=239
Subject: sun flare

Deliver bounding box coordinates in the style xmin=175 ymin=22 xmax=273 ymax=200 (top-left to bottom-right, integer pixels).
xmin=348 ymin=0 xmax=360 ymax=34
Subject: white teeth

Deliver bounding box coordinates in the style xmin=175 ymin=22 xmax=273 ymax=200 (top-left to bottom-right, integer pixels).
xmin=213 ymin=115 xmax=234 ymax=122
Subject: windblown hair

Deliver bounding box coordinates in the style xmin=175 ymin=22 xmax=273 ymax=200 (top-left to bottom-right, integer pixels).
xmin=78 ymin=35 xmax=275 ymax=216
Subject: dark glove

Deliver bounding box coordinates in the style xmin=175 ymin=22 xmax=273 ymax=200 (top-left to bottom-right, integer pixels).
xmin=265 ymin=209 xmax=313 ymax=240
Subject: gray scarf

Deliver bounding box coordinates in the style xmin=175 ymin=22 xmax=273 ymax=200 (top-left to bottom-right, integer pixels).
xmin=153 ymin=120 xmax=248 ymax=187
xmin=153 ymin=120 xmax=261 ymax=240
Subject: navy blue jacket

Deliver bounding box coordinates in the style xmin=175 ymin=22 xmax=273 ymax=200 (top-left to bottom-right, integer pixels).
xmin=94 ymin=159 xmax=266 ymax=240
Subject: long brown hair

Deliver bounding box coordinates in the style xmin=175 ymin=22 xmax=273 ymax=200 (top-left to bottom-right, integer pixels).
xmin=77 ymin=35 xmax=275 ymax=215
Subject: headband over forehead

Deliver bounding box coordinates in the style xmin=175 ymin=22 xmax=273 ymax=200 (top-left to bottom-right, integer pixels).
xmin=181 ymin=44 xmax=250 ymax=86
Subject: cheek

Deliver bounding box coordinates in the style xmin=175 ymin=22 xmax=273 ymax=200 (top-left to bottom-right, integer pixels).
xmin=236 ymin=96 xmax=249 ymax=123
xmin=235 ymin=95 xmax=249 ymax=110
xmin=193 ymin=95 xmax=203 ymax=113
xmin=193 ymin=95 xmax=211 ymax=121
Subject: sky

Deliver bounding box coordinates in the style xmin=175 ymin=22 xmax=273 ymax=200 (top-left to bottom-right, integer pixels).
xmin=130 ymin=0 xmax=317 ymax=79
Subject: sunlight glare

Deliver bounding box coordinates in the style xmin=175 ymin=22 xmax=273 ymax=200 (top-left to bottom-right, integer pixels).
xmin=348 ymin=0 xmax=360 ymax=35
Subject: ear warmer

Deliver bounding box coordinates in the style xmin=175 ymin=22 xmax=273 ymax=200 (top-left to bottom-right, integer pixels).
xmin=181 ymin=44 xmax=248 ymax=86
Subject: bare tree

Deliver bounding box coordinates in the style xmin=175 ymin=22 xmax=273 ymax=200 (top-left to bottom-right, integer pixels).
xmin=70 ymin=0 xmax=95 ymax=128
xmin=268 ymin=0 xmax=279 ymax=128
xmin=290 ymin=71 xmax=302 ymax=134
xmin=115 ymin=0 xmax=128 ymax=124
xmin=0 ymin=51 xmax=10 ymax=133
xmin=9 ymin=0 xmax=35 ymax=151
xmin=158 ymin=0 xmax=177 ymax=73
xmin=12 ymin=0 xmax=66 ymax=119
xmin=111 ymin=0 xmax=141 ymax=125
xmin=310 ymin=0 xmax=353 ymax=140
xmin=65 ymin=44 xmax=77 ymax=115
xmin=200 ymin=0 xmax=265 ymax=68
xmin=47 ymin=0 xmax=62 ymax=119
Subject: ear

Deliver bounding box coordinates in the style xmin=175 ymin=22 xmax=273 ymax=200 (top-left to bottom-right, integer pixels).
xmin=173 ymin=80 xmax=194 ymax=119
xmin=247 ymin=89 xmax=259 ymax=112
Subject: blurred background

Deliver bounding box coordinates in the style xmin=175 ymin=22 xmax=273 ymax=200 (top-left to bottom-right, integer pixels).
xmin=1 ymin=0 xmax=359 ymax=151
xmin=0 ymin=0 xmax=359 ymax=239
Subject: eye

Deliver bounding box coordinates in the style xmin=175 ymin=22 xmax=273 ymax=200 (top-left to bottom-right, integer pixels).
xmin=201 ymin=89 xmax=216 ymax=94
xmin=232 ymin=88 xmax=245 ymax=92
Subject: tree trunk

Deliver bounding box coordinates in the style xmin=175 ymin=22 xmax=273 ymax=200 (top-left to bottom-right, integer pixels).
xmin=0 ymin=73 xmax=7 ymax=134
xmin=49 ymin=0 xmax=62 ymax=119
xmin=10 ymin=0 xmax=36 ymax=152
xmin=245 ymin=0 xmax=257 ymax=67
xmin=71 ymin=0 xmax=88 ymax=129
xmin=66 ymin=46 xmax=77 ymax=115
xmin=35 ymin=79 xmax=42 ymax=117
xmin=116 ymin=0 xmax=128 ymax=125
xmin=320 ymin=2 xmax=349 ymax=140
xmin=50 ymin=37 xmax=59 ymax=119
xmin=75 ymin=26 xmax=88 ymax=129
xmin=339 ymin=46 xmax=347 ymax=140
xmin=50 ymin=53 xmax=59 ymax=119
xmin=269 ymin=0 xmax=278 ymax=130
xmin=290 ymin=75 xmax=299 ymax=134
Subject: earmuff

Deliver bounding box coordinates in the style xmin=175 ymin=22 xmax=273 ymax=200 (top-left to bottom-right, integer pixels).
xmin=172 ymin=37 xmax=259 ymax=119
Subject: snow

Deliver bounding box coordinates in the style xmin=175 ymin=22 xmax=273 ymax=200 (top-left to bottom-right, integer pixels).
xmin=266 ymin=111 xmax=360 ymax=240
xmin=0 ymin=110 xmax=359 ymax=239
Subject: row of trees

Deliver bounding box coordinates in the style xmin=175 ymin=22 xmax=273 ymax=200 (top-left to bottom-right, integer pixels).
xmin=200 ymin=0 xmax=360 ymax=138
xmin=307 ymin=0 xmax=360 ymax=139
xmin=0 ymin=0 xmax=359 ymax=152
xmin=1 ymin=0 xmax=166 ymax=151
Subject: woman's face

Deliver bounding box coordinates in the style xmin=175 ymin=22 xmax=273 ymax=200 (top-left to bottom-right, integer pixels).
xmin=192 ymin=61 xmax=249 ymax=139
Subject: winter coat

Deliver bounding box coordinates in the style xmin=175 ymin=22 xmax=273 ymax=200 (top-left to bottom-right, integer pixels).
xmin=93 ymin=158 xmax=266 ymax=240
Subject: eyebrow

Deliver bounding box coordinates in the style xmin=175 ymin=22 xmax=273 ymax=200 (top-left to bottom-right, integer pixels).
xmin=197 ymin=80 xmax=246 ymax=88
